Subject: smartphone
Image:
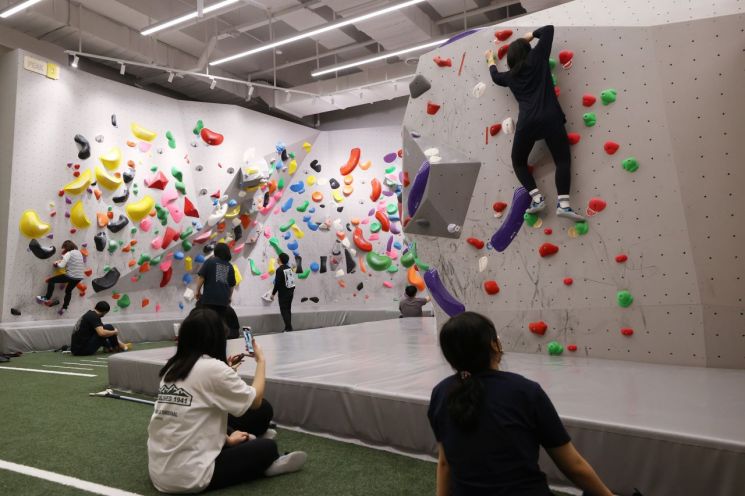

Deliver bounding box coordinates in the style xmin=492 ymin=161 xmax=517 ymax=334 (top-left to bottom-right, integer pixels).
xmin=242 ymin=327 xmax=254 ymax=355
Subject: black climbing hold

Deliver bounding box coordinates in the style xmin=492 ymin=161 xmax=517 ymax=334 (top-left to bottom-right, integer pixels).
xmin=309 ymin=296 xmax=319 ymax=303
xmin=92 ymin=267 xmax=120 ymax=293
xmin=331 ymin=241 xmax=341 ymax=256
xmin=344 ymin=248 xmax=357 ymax=274
xmin=336 ymin=207 xmax=343 ymax=213
xmin=310 ymin=160 xmax=321 ymax=173
xmin=294 ymin=255 xmax=303 ymax=273
xmin=356 ymin=282 xmax=363 ymax=291
xmin=329 ymin=178 xmax=340 ymax=190
xmin=11 ymin=308 xmax=21 ymax=316
xmin=263 ymin=191 xmax=270 ymax=208
xmin=29 ymin=239 xmax=56 ymax=259
xmin=319 ymin=204 xmax=325 ymax=208
xmin=107 ymin=215 xmax=129 ymax=233
xmin=94 ymin=232 xmax=107 ymax=252
xmin=281 ymin=149 xmax=288 ymax=162
xmin=123 ymin=169 xmax=135 ymax=184
xmin=345 ymin=223 xmax=352 ymax=232
xmin=113 ymin=188 xmax=130 ymax=204
xmin=233 ymin=225 xmax=243 ymax=242
xmin=111 ymin=114 xmax=117 ymax=127
xmin=319 ymin=256 xmax=327 ymax=273
xmin=409 ymin=74 xmax=431 ymax=99
xmin=301 ymin=297 xmax=309 ymax=302
xmin=203 ymin=241 xmax=215 ymax=255
xmin=74 ymin=134 xmax=91 ymax=160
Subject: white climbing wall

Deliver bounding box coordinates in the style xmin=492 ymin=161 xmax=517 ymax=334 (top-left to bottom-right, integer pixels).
xmin=1 ymin=52 xmax=408 ymax=323
xmin=402 ymin=0 xmax=745 ymax=368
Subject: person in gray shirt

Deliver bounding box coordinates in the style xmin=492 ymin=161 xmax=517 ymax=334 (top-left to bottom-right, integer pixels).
xmin=399 ymin=285 xmax=430 ymax=317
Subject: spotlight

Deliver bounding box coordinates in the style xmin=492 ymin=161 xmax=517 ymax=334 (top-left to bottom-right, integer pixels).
xmin=210 ymin=78 xmax=217 ymax=90
xmin=71 ymin=55 xmax=79 ymax=68
xmin=167 ymin=72 xmax=174 ymax=83
xmin=285 ymin=90 xmax=291 ymax=102
xmin=119 ymin=63 xmax=126 ymax=75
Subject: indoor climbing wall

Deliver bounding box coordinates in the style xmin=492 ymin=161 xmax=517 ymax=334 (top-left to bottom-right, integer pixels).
xmin=2 ymin=55 xmax=409 ymax=324
xmin=402 ymin=0 xmax=745 ymax=368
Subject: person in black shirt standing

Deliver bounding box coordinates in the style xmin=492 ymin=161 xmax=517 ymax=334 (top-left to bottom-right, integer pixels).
xmin=70 ymin=301 xmax=129 ymax=355
xmin=428 ymin=312 xmax=612 ymax=496
xmin=486 ymin=25 xmax=584 ymax=221
xmin=271 ymin=253 xmax=296 ymax=332
xmin=196 ymin=243 xmax=236 ymax=327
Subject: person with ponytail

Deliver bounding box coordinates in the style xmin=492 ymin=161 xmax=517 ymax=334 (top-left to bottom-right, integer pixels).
xmin=486 ymin=25 xmax=585 ymax=221
xmin=428 ymin=312 xmax=612 ymax=495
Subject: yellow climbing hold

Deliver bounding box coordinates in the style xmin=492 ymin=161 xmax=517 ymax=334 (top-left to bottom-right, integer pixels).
xmin=131 ymin=122 xmax=157 ymax=142
xmin=360 ymin=160 xmax=372 ymax=171
xmin=184 ymin=256 xmax=193 ymax=272
xmin=233 ymin=263 xmax=243 ymax=285
xmin=306 ymin=175 xmax=317 ymax=186
xmin=95 ymin=165 xmax=122 ymax=191
xmin=291 ymin=224 xmax=305 ymax=239
xmin=225 ymin=205 xmax=241 ymax=219
xmin=125 ymin=195 xmax=155 ymax=222
xmin=288 ymin=159 xmax=298 ymax=175
xmin=302 ymin=142 xmax=312 ymax=152
xmin=99 ymin=146 xmax=122 ymax=170
xmin=70 ymin=200 xmax=91 ymax=228
xmin=332 ymin=190 xmax=344 ymax=203
xmin=18 ymin=209 xmax=51 ymax=238
xmin=62 ymin=169 xmax=92 ymax=195
xmin=344 ymin=175 xmax=353 ymax=185
xmin=268 ymin=257 xmax=276 ymax=274
xmin=343 ymin=185 xmax=354 ymax=197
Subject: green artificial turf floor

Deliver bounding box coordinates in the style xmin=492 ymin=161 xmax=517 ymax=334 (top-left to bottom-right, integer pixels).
xmin=0 ymin=343 xmax=573 ymax=495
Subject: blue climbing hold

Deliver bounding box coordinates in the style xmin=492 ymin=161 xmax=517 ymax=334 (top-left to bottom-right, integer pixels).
xmin=182 ymin=273 xmax=193 ymax=284
xmin=281 ymin=198 xmax=293 ymax=212
xmin=195 ymin=254 xmax=206 ymax=263
xmin=288 ymin=240 xmax=299 ymax=251
xmin=310 ymin=262 xmax=320 ymax=272
xmin=174 ymin=251 xmax=185 ymax=260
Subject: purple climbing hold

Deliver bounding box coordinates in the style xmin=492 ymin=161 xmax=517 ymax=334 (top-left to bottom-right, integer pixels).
xmin=384 ymin=152 xmax=398 ymax=163
xmin=423 ymin=268 xmax=466 ymax=317
xmin=407 ymin=160 xmax=430 ymax=217
xmin=490 ymin=187 xmax=531 ymax=252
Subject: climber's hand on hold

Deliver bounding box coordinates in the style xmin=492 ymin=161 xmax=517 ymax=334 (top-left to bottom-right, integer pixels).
xmin=523 ymin=31 xmax=534 ymax=42
xmin=484 ymin=50 xmax=496 ymax=65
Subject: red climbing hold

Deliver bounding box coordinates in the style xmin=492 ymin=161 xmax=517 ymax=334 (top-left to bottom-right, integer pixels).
xmin=402 ymin=172 xmax=410 ymax=188
xmin=489 ymin=124 xmax=502 ymax=136
xmin=426 ymin=101 xmax=441 ymax=115
xmin=558 ymin=50 xmax=573 ymax=68
xmin=554 ymin=86 xmax=560 ymax=97
xmin=375 ymin=210 xmax=391 ymax=232
xmin=582 ymin=94 xmax=596 ymax=107
xmin=484 ymin=280 xmax=500 ymax=295
xmin=615 ymin=254 xmax=628 ymax=263
xmin=211 ymin=189 xmax=221 ymax=199
xmin=467 ymin=237 xmax=485 ymax=250
xmin=604 ymin=141 xmax=620 ymax=155
xmin=529 ymin=321 xmax=548 ymax=335
xmin=184 ymin=197 xmax=199 ymax=218
xmin=160 ymin=266 xmax=173 ymax=288
xmin=353 ymin=227 xmax=373 ymax=252
xmin=200 ymin=128 xmax=224 ymax=146
xmin=433 ymin=56 xmax=452 ymax=67
xmin=340 ymin=148 xmax=361 ymax=176
xmin=497 ymin=44 xmax=509 ymax=60
xmin=161 ymin=226 xmax=180 ymax=249
xmin=494 ymin=29 xmax=513 ymax=41
xmin=493 ymin=201 xmax=507 ymax=213
xmin=587 ymin=197 xmax=607 ymax=215
xmin=620 ymin=327 xmax=634 ymax=336
xmin=563 ymin=277 xmax=573 ymax=286
xmin=567 ymin=133 xmax=581 ymax=145
xmin=544 ymin=228 xmax=552 ymax=235
xmin=539 ymin=243 xmax=559 ymax=257
xmin=567 ymin=344 xmax=578 ymax=352
xmin=145 ymin=171 xmax=168 ymax=190
xmin=370 ymin=178 xmax=382 ymax=202
xmin=397 ymin=148 xmax=403 ymax=158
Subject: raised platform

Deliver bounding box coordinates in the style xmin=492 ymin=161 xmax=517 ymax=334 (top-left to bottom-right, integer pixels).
xmin=108 ymin=318 xmax=745 ymax=496
xmin=0 ymin=303 xmax=411 ymax=353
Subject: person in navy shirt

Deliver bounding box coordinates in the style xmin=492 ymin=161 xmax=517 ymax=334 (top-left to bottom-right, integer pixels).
xmin=428 ymin=312 xmax=612 ymax=496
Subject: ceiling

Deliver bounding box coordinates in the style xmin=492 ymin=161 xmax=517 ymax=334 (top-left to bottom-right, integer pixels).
xmin=0 ymin=0 xmax=569 ymax=122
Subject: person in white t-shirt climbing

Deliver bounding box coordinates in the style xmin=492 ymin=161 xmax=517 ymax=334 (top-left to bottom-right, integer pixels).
xmin=36 ymin=240 xmax=86 ymax=315
xmin=147 ymin=307 xmax=306 ymax=493
xmin=271 ymin=252 xmax=296 ymax=332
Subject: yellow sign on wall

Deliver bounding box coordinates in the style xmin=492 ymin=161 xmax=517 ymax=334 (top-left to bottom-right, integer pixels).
xmin=46 ymin=63 xmax=59 ymax=80
xmin=22 ymin=55 xmax=60 ymax=81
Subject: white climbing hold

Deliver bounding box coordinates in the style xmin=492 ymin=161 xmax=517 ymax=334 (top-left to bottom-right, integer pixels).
xmin=472 ymin=82 xmax=487 ymax=98
xmin=424 ymin=147 xmax=439 ymax=157
xmin=502 ymin=117 xmax=515 ymax=134
xmin=334 ymin=269 xmax=345 ymax=278
xmin=447 ymin=223 xmax=461 ymax=233
xmin=429 ymin=155 xmax=442 ymax=163
xmin=478 ymin=256 xmax=488 ymax=273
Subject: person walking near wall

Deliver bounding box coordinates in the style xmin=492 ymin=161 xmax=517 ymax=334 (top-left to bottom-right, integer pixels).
xmin=195 ymin=242 xmax=236 ymax=327
xmin=486 ymin=25 xmax=584 ymax=221
xmin=36 ymin=240 xmax=85 ymax=315
xmin=271 ymin=253 xmax=296 ymax=332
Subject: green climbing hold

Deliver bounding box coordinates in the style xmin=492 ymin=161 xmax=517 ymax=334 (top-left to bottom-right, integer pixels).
xmin=370 ymin=221 xmax=381 ymax=233
xmin=249 ymin=259 xmax=261 ymax=276
xmin=524 ymin=212 xmax=539 ymax=227
xmin=166 ymin=131 xmax=176 ymax=149
xmin=583 ymin=112 xmax=597 ymax=127
xmin=414 ymin=257 xmax=429 ymax=271
xmin=107 ymin=240 xmax=118 ymax=254
xmin=130 ymin=227 xmax=137 ymax=235
xmin=268 ymin=237 xmax=284 ymax=256
xmin=151 ymin=254 xmax=163 ymax=265
xmin=575 ymin=221 xmax=589 ymax=235
xmin=386 ymin=264 xmax=399 ymax=273
xmin=277 ymin=177 xmax=285 ymax=190
xmin=181 ymin=240 xmax=192 ymax=251
xmin=401 ymin=251 xmax=416 ymax=268
xmin=551 ymin=73 xmax=557 ymax=86
xmin=547 ymin=341 xmax=564 ymax=356
xmin=297 ymin=268 xmax=311 ymax=279
xmin=548 ymin=57 xmax=557 ymax=70
xmin=384 ymin=165 xmax=396 ymax=174
xmin=296 ymin=201 xmax=309 ymax=213
xmin=171 ymin=166 xmax=183 ymax=182
xmin=289 ymin=152 xmax=295 ymax=159
xmin=386 ymin=203 xmax=397 ymax=215
xmin=175 ymin=181 xmax=186 ymax=194
xmin=622 ymin=157 xmax=639 ymax=173
xmin=617 ymin=290 xmax=634 ymax=308
xmin=107 ymin=206 xmax=113 ymax=212
xmin=103 ymin=265 xmax=111 ymax=273
xmin=150 ymin=165 xmax=158 ymax=172
xmin=193 ymin=120 xmax=204 ymax=135
xmin=137 ymin=254 xmax=151 ymax=266
xmin=117 ymin=294 xmax=131 ymax=309
xmin=180 ymin=227 xmax=193 ymax=240
xmin=366 ymin=251 xmax=393 ymax=272
xmin=279 ymin=219 xmax=295 ymax=232
xmin=600 ymin=88 xmax=617 ymax=105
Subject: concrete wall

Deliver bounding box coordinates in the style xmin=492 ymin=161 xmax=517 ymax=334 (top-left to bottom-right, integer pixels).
xmin=401 ymin=0 xmax=745 ymax=368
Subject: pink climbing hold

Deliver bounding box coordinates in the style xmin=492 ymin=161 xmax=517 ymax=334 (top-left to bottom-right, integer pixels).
xmin=529 ymin=321 xmax=548 ymax=335
xmin=426 ymin=101 xmax=441 ymax=115
xmin=383 ymin=281 xmax=393 ymax=288
xmin=620 ymin=327 xmax=634 ymax=336
xmin=615 ymin=254 xmax=628 ymax=263
xmin=539 ymin=243 xmax=559 ymax=257
xmin=558 ymin=50 xmax=573 ymax=69
xmin=582 ymin=94 xmax=596 ymax=107
xmin=604 ymin=141 xmax=620 ymax=155
xmin=494 ymin=29 xmax=513 ymax=41
xmin=433 ymin=56 xmax=452 ymax=67
xmin=567 ymin=133 xmax=581 ymax=145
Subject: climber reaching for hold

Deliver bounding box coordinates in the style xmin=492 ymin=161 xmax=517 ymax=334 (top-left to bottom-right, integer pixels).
xmin=486 ymin=25 xmax=584 ymax=221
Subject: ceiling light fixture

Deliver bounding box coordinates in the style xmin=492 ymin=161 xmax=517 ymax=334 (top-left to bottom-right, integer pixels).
xmin=0 ymin=0 xmax=45 ymax=19
xmin=71 ymin=54 xmax=79 ymax=68
xmin=311 ymin=38 xmax=444 ymax=77
xmin=141 ymin=0 xmax=240 ymax=36
xmin=210 ymin=0 xmax=427 ymax=66
xmin=119 ymin=63 xmax=126 ymax=75
xmin=247 ymin=85 xmax=255 ymax=100
xmin=210 ymin=78 xmax=217 ymax=90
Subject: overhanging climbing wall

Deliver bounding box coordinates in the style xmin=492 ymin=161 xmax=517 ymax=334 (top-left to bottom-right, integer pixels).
xmin=402 ymin=0 xmax=745 ymax=368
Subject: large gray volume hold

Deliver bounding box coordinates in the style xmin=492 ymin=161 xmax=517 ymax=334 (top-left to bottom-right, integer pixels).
xmin=408 ymin=74 xmax=431 ymax=99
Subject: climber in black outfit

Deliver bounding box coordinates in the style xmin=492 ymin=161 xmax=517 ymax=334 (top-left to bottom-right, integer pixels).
xmin=486 ymin=25 xmax=583 ymax=221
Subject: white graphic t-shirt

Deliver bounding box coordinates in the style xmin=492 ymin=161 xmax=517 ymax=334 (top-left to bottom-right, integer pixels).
xmin=283 ymin=268 xmax=296 ymax=289
xmin=147 ymin=356 xmax=256 ymax=493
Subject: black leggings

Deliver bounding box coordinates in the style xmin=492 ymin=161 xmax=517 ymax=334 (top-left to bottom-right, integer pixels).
xmin=278 ymin=291 xmax=294 ymax=331
xmin=45 ymin=275 xmax=82 ymax=309
xmin=207 ymin=400 xmax=279 ymax=491
xmin=72 ymin=324 xmax=118 ymax=356
xmin=511 ymin=120 xmax=571 ymax=195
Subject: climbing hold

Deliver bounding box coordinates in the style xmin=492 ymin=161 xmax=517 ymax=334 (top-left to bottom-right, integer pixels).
xmin=160 ymin=266 xmax=173 ymax=288
xmin=370 ymin=178 xmax=382 ymax=202
xmin=567 ymin=132 xmax=581 ymax=145
xmin=617 ymin=290 xmax=634 ymax=308
xmin=622 ymin=157 xmax=639 ymax=173
xmin=281 ymin=198 xmax=294 ymax=213
xmin=340 ymin=148 xmax=361 ymax=176
xmin=28 ymin=239 xmax=56 ymax=259
xmin=409 ymin=74 xmax=431 ymax=99
xmin=494 ymin=29 xmax=512 ymax=41
xmin=493 ymin=201 xmax=507 ymax=216
xmin=574 ymin=221 xmax=589 ymax=236
xmin=312 ymin=191 xmax=323 ymax=203
xmin=366 ymin=251 xmax=393 ymax=272
xmin=94 ymin=232 xmax=107 ymax=252
xmin=99 ymin=147 xmax=122 ymax=170
xmin=524 ymin=212 xmax=541 ymax=228
xmin=426 ymin=101 xmax=441 ymax=115
xmin=489 ymin=124 xmax=502 ymax=136
xmin=582 ymin=94 xmax=596 ymax=107
xmin=567 ymin=344 xmax=578 ymax=352
xmin=620 ymin=327 xmax=634 ymax=336
xmin=200 ymin=128 xmax=224 ymax=146
xmin=107 ymin=215 xmax=129 ymax=233
xmin=95 ymin=165 xmax=123 ymax=191
xmin=310 ymin=159 xmax=322 ymax=173
xmin=302 ymin=141 xmax=312 ymax=152
xmin=604 ymin=141 xmax=620 ymax=155
xmin=375 ymin=210 xmax=391 ymax=232
xmin=544 ymin=228 xmax=552 ymax=235
xmin=400 ymin=250 xmax=415 ymax=268
xmin=166 ymin=131 xmax=176 ymax=149
xmin=547 ymin=341 xmax=563 ymax=356
xmin=329 ymin=178 xmax=340 ymax=190
xmin=497 ymin=44 xmax=509 ymax=60
xmin=583 ymin=112 xmax=597 ymax=127
xmin=586 ymin=197 xmax=607 ymax=216
xmin=600 ymin=88 xmax=617 ymax=105
xmin=96 ymin=212 xmax=109 ymax=228
xmin=467 ymin=237 xmax=485 ymax=250
xmin=484 ymin=280 xmax=499 ymax=295
xmin=472 ymin=82 xmax=487 ymax=98
xmin=407 ymin=265 xmax=425 ymax=291
xmin=145 ymin=171 xmax=169 ymax=190
xmin=353 ymin=227 xmax=373 ymax=252
xmin=92 ymin=267 xmax=120 ymax=292
xmin=615 ymin=253 xmax=628 ymax=263
xmin=529 ymin=321 xmax=548 ymax=335
xmin=125 ymin=195 xmax=155 ymax=222
xmin=558 ymin=50 xmax=573 ymax=69
xmin=407 ymin=160 xmax=430 ymax=217
xmin=112 ymin=189 xmax=130 ymax=204
xmin=433 ymin=56 xmax=452 ymax=67
xmin=193 ymin=120 xmax=204 ymax=135
xmin=131 ymin=123 xmax=157 ymax=142
xmin=539 ymin=242 xmax=559 ymax=257
xmin=501 ymin=117 xmax=514 ymax=134
xmin=63 ymin=169 xmax=92 ymax=195
xmin=184 ymin=197 xmax=199 ymax=218
xmin=563 ymin=277 xmax=573 ymax=286
xmin=423 ymin=268 xmax=465 ymax=317
xmin=74 ymin=134 xmax=91 ymax=160
xmin=491 ymin=187 xmax=531 ymax=252
xmin=70 ymin=200 xmax=91 ymax=228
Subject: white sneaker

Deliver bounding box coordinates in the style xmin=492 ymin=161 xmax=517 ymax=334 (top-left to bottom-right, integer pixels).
xmin=261 ymin=428 xmax=277 ymax=440
xmin=264 ymin=451 xmax=307 ymax=477
xmin=525 ymin=199 xmax=546 ymax=214
xmin=556 ymin=206 xmax=585 ymax=221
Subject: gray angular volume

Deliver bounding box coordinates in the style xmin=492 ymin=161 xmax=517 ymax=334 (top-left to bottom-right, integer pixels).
xmin=408 ymin=74 xmax=431 ymax=99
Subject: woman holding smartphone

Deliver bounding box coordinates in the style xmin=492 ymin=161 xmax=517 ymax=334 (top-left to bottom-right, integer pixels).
xmin=148 ymin=307 xmax=306 ymax=493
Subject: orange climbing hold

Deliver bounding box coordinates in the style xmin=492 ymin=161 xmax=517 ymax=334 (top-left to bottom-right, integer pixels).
xmin=370 ymin=178 xmax=382 ymax=202
xmin=312 ymin=191 xmax=323 ymax=203
xmin=141 ymin=298 xmax=150 ymax=308
xmin=343 ymin=175 xmax=353 ymax=185
xmin=529 ymin=321 xmax=548 ymax=335
xmin=340 ymin=148 xmax=361 ymax=176
xmin=407 ymin=265 xmax=425 ymax=292
xmin=96 ymin=212 xmax=109 ymax=228
xmin=375 ymin=210 xmax=390 ymax=232
xmin=353 ymin=227 xmax=373 ymax=252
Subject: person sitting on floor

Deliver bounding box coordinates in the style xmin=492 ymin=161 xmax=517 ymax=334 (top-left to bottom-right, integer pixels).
xmin=399 ymin=285 xmax=431 ymax=318
xmin=70 ymin=301 xmax=129 ymax=356
xmin=429 ymin=311 xmax=613 ymax=496
xmin=148 ymin=307 xmax=306 ymax=494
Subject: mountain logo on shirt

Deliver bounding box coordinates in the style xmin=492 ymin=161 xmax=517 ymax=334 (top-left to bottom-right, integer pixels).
xmin=158 ymin=384 xmax=193 ymax=407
